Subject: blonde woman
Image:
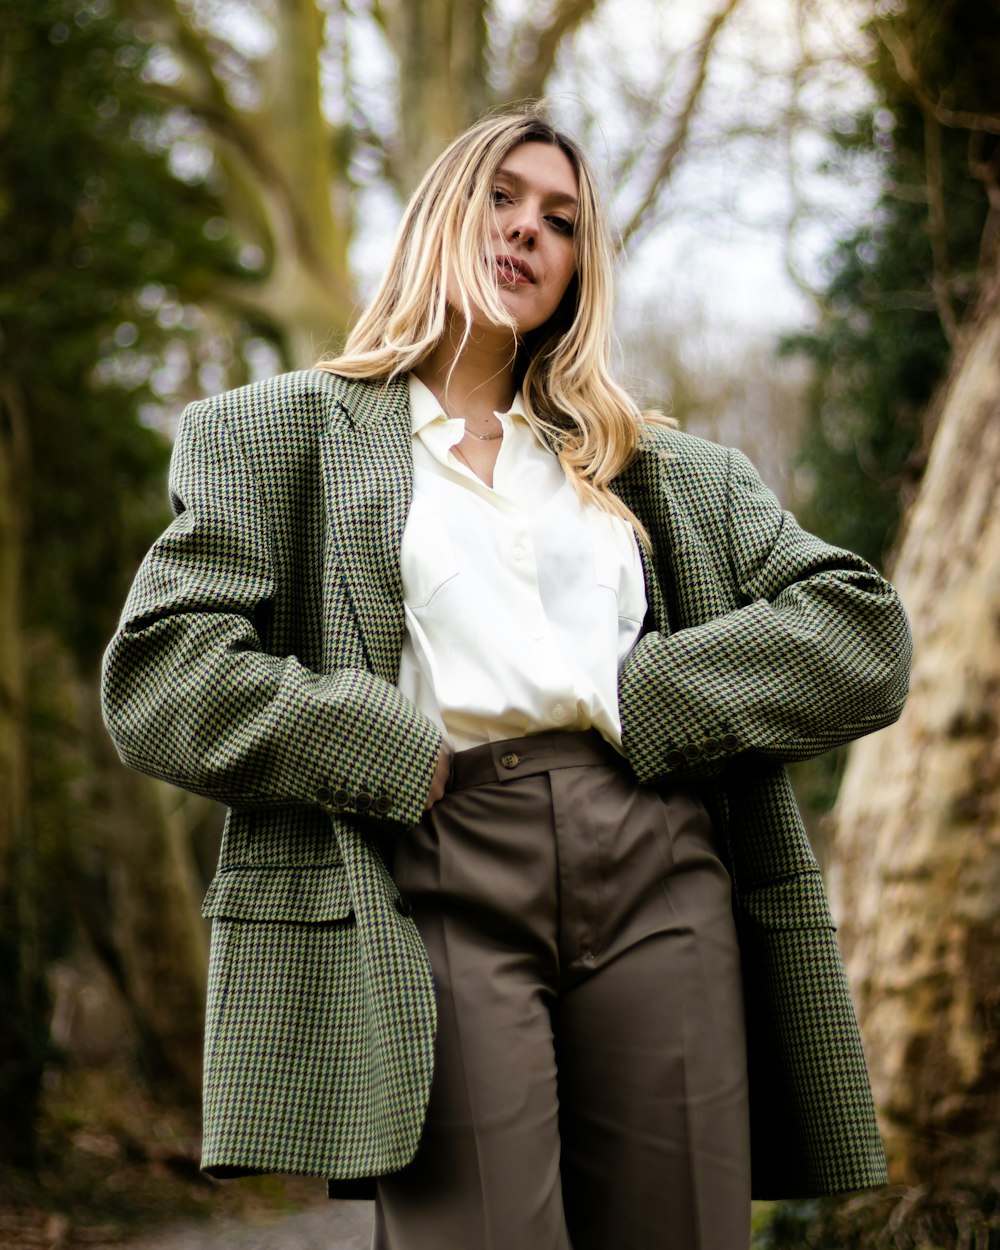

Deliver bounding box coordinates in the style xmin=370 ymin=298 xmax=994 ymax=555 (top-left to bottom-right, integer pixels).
xmin=103 ymin=111 xmax=911 ymax=1250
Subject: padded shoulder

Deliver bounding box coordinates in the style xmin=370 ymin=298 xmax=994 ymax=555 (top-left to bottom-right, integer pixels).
xmin=206 ymin=369 xmax=388 ymax=431
xmin=638 ymin=422 xmax=734 ymax=475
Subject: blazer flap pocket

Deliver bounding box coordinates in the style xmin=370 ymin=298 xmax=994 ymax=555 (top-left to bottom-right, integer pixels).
xmin=202 ymin=864 xmax=353 ymax=923
xmin=739 ymin=871 xmax=834 ymax=932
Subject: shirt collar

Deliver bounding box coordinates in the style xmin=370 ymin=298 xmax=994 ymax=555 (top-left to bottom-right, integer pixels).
xmin=408 ymin=373 xmax=527 ymax=436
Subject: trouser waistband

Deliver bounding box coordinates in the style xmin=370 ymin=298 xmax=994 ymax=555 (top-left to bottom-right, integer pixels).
xmin=447 ymin=730 xmax=629 ymax=793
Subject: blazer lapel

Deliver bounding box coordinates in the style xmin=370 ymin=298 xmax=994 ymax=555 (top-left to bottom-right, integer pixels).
xmin=321 ymin=374 xmax=413 ymax=684
xmin=612 ymin=444 xmax=675 ymax=636
xmin=614 ymin=437 xmax=734 ymax=635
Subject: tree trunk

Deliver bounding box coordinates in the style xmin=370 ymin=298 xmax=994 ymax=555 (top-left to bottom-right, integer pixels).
xmin=87 ymin=694 xmax=210 ymax=1104
xmin=0 ymin=375 xmax=47 ymax=1164
xmin=382 ymin=0 xmax=490 ymax=192
xmin=828 ymin=259 xmax=1000 ymax=1183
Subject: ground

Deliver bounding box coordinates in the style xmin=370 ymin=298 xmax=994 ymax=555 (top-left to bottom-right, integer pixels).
xmin=0 ymin=1064 xmax=373 ymax=1250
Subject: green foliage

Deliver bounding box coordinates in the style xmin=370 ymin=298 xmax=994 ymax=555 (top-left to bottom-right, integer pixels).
xmin=787 ymin=0 xmax=1000 ymax=568
xmin=0 ymin=0 xmax=242 ymax=663
xmin=0 ymin=0 xmax=252 ymax=1165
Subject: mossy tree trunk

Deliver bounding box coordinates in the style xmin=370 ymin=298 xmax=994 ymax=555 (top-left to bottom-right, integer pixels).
xmin=829 ymin=255 xmax=1000 ymax=1184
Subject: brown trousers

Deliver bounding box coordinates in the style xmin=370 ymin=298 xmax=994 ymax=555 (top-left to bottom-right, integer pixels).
xmin=374 ymin=732 xmax=750 ymax=1250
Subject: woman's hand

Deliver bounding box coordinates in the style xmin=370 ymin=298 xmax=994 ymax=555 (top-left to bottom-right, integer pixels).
xmin=424 ymin=742 xmax=453 ymax=810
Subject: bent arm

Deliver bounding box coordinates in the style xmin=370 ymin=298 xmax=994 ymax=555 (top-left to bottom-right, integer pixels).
xmin=101 ymin=399 xmax=441 ymax=826
xmin=618 ymin=447 xmax=912 ymax=785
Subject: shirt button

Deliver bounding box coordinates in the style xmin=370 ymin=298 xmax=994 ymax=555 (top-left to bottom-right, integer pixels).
xmin=552 ymin=703 xmax=567 ymax=721
xmin=511 ymin=545 xmax=525 ymax=561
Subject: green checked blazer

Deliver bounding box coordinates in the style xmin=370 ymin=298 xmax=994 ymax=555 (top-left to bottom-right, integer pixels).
xmin=102 ymin=368 xmax=911 ymax=1200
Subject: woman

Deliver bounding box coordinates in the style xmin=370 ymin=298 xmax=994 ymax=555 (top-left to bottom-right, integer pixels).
xmin=102 ymin=111 xmax=911 ymax=1250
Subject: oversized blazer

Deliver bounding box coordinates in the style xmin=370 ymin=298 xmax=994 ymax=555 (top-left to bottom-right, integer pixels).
xmin=101 ymin=368 xmax=912 ymax=1200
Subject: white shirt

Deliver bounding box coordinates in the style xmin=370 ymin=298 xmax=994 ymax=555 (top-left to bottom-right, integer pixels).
xmin=397 ymin=375 xmax=647 ymax=752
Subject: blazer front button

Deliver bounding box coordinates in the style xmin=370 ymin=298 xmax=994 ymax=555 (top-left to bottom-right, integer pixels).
xmin=395 ymin=894 xmax=413 ymax=917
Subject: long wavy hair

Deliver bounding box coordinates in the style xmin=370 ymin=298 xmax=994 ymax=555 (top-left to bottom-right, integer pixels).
xmin=316 ymin=109 xmax=670 ymax=534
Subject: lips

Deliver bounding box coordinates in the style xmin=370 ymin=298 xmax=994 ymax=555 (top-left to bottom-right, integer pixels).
xmin=496 ymin=254 xmax=535 ymax=284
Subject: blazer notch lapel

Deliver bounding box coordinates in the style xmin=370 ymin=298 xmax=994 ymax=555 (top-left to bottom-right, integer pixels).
xmin=613 ymin=447 xmax=674 ymax=635
xmin=322 ymin=377 xmax=412 ymax=682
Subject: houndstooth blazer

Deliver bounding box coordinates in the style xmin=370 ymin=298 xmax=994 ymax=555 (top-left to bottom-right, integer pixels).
xmin=101 ymin=368 xmax=911 ymax=1199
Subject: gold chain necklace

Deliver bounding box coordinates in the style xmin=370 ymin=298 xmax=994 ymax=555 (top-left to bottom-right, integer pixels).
xmin=464 ymin=418 xmax=503 ymax=442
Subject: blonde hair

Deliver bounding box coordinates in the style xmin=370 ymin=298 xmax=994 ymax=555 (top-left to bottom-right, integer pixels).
xmin=316 ymin=109 xmax=671 ymax=537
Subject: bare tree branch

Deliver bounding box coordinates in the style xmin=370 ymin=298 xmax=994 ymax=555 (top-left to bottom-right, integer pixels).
xmin=968 ymin=130 xmax=1000 ymax=281
xmin=139 ymin=0 xmax=242 ymax=128
xmin=923 ymin=110 xmax=959 ymax=344
xmin=142 ymin=82 xmax=282 ymax=200
xmin=876 ymin=18 xmax=1000 ymax=137
xmin=875 ymin=17 xmax=982 ymax=343
xmin=777 ymin=0 xmax=825 ymax=308
xmin=508 ymin=0 xmax=600 ymax=102
xmin=619 ymin=0 xmax=743 ymax=251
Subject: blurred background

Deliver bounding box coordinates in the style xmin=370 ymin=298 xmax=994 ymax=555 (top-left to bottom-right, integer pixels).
xmin=1 ymin=0 xmax=998 ymax=1245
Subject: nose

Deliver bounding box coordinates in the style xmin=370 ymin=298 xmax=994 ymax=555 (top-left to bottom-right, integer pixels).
xmin=508 ymin=203 xmax=540 ymax=249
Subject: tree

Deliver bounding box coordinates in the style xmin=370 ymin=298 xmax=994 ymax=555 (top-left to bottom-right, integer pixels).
xmin=820 ymin=0 xmax=1000 ymax=1196
xmin=831 ymin=246 xmax=1000 ymax=1185
xmin=787 ymin=0 xmax=997 ymax=569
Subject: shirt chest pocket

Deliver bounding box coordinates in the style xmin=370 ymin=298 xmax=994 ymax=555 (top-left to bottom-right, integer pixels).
xmin=586 ymin=508 xmax=647 ymax=628
xmin=401 ymin=498 xmax=460 ymax=610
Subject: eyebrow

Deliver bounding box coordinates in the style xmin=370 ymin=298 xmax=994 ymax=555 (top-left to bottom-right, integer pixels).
xmin=494 ymin=166 xmax=579 ymax=209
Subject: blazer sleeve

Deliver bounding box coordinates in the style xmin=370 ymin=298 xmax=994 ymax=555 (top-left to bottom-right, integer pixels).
xmin=617 ymin=446 xmax=912 ymax=785
xmin=101 ymin=398 xmax=442 ymax=827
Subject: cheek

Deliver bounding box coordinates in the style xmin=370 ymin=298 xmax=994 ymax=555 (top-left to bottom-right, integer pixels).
xmin=554 ymin=254 xmax=577 ymax=303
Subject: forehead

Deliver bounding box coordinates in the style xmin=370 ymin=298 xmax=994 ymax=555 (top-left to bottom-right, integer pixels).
xmin=495 ymin=141 xmax=579 ymax=202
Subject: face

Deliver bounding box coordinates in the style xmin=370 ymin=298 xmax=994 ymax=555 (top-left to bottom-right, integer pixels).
xmin=486 ymin=141 xmax=579 ymax=335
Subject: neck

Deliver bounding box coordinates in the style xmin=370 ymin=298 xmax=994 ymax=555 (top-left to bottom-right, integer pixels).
xmin=413 ymin=316 xmax=518 ymax=420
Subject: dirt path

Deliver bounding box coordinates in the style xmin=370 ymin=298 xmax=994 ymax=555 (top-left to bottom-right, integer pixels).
xmin=97 ymin=1202 xmax=373 ymax=1250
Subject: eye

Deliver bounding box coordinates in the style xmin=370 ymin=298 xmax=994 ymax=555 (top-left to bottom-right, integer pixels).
xmin=547 ymin=215 xmax=575 ymax=236
xmin=491 ymin=186 xmax=513 ymax=206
